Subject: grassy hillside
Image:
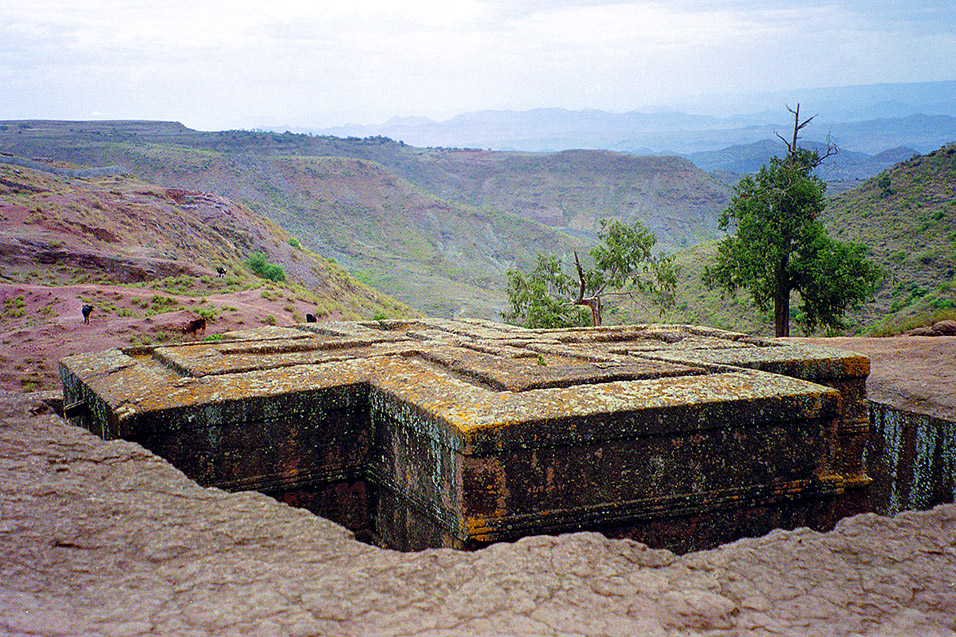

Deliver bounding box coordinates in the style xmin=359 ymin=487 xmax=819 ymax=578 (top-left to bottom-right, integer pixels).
xmin=68 ymin=144 xmax=580 ymax=318
xmin=0 ymin=121 xmax=731 ymax=319
xmin=0 ymin=156 xmax=416 ymax=322
xmin=822 ymin=144 xmax=956 ymax=334
xmin=0 ymin=155 xmax=420 ymax=391
xmin=623 ymin=144 xmax=956 ymax=336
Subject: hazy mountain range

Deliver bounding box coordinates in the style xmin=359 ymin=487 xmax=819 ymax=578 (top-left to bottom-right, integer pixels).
xmin=295 ymin=80 xmax=956 ymax=174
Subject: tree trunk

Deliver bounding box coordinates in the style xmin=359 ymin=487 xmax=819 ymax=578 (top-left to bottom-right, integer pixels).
xmin=774 ymin=260 xmax=790 ymax=337
xmin=789 ymin=104 xmax=800 ymax=160
xmin=573 ymin=251 xmax=602 ymax=326
xmin=575 ymin=296 xmax=602 ymax=326
xmin=774 ymin=294 xmax=790 ymax=337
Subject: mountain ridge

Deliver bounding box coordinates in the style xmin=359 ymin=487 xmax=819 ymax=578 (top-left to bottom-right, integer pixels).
xmin=3 ymin=120 xmax=952 ymax=331
xmin=295 ymin=80 xmax=956 ymax=158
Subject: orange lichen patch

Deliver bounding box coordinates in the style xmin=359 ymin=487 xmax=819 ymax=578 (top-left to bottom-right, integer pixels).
xmin=464 ymin=515 xmax=497 ymax=541
xmin=639 ymin=340 xmax=871 ymax=382
xmin=156 ymin=339 xmax=418 ymax=378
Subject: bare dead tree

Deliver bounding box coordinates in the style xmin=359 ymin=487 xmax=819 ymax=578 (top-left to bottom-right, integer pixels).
xmin=774 ymin=103 xmax=837 ymax=167
xmin=573 ymin=251 xmax=602 ymax=326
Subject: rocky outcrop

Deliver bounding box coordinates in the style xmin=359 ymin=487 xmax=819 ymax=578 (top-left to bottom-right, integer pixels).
xmin=0 ymin=235 xmax=212 ymax=282
xmin=909 ymin=320 xmax=956 ymax=337
xmin=2 ymin=389 xmax=955 ymax=636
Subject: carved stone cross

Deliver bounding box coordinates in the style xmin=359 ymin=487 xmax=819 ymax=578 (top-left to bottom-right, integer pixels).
xmin=60 ymin=319 xmax=870 ymax=552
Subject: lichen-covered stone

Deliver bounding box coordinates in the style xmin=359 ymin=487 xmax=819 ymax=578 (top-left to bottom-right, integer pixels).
xmin=60 ymin=319 xmax=871 ymax=551
xmin=866 ymin=400 xmax=956 ymax=515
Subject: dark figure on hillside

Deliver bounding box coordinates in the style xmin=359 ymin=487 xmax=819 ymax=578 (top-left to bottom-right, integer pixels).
xmin=82 ymin=305 xmax=93 ymax=324
xmin=216 ymin=266 xmax=227 ymax=277
xmin=182 ymin=317 xmax=207 ymax=338
xmin=306 ymin=313 xmax=317 ymax=323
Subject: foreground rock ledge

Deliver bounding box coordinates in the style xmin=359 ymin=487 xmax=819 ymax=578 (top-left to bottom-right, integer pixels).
xmin=60 ymin=319 xmax=871 ymax=552
xmin=2 ymin=391 xmax=955 ymax=637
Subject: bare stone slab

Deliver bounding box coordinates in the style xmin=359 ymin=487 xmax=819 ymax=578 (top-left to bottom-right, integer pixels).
xmin=60 ymin=319 xmax=871 ymax=552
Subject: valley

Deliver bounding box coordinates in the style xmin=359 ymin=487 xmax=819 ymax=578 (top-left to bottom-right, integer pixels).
xmin=1 ymin=117 xmax=954 ymax=343
xmin=0 ymin=121 xmax=731 ymax=319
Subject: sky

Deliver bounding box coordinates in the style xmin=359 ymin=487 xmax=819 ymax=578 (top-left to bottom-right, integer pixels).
xmin=2 ymin=0 xmax=955 ymax=131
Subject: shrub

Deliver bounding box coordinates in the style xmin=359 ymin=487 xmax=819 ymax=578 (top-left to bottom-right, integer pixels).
xmin=929 ymin=297 xmax=955 ymax=310
xmin=877 ymin=174 xmax=893 ymax=197
xmin=246 ymin=252 xmax=286 ymax=282
xmin=3 ymin=295 xmax=26 ymax=317
xmin=150 ymin=295 xmax=177 ymax=307
xmin=867 ymin=308 xmax=956 ymax=336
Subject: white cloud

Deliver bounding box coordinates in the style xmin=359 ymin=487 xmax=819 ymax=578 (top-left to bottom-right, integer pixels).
xmin=1 ymin=0 xmax=954 ymax=128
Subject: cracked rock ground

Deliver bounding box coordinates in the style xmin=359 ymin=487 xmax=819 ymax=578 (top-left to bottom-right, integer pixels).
xmin=2 ymin=388 xmax=955 ymax=636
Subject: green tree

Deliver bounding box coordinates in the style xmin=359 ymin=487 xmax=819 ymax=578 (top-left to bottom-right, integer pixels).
xmin=876 ymin=173 xmax=894 ymax=197
xmin=703 ymin=105 xmax=883 ymax=336
xmin=503 ymin=219 xmax=677 ymax=328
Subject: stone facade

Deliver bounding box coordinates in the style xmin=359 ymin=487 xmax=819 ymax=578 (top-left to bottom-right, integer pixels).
xmin=59 ymin=319 xmax=871 ymax=552
xmin=866 ymin=400 xmax=956 ymax=516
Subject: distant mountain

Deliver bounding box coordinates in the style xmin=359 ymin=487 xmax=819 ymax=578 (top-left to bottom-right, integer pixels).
xmin=702 ymin=80 xmax=956 ymax=122
xmin=687 ymin=140 xmax=918 ymax=181
xmin=299 ymin=80 xmax=956 ymax=158
xmin=318 ymin=108 xmax=725 ymax=152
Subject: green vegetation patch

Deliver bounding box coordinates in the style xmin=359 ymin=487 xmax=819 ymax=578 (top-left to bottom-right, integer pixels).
xmin=3 ymin=295 xmax=26 ymax=318
xmin=246 ymin=252 xmax=286 ymax=282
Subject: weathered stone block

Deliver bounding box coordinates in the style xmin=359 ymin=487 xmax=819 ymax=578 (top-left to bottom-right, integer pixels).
xmin=60 ymin=319 xmax=871 ymax=552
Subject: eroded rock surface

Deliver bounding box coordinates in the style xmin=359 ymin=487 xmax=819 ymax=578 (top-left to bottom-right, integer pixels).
xmin=792 ymin=335 xmax=956 ymax=423
xmin=2 ymin=390 xmax=955 ymax=636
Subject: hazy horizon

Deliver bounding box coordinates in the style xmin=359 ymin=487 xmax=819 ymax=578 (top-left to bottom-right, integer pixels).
xmin=3 ymin=1 xmax=955 ymax=131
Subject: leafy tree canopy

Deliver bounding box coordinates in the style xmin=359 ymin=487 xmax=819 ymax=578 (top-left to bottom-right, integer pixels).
xmin=703 ymin=113 xmax=883 ymax=336
xmin=503 ymin=219 xmax=677 ymax=328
